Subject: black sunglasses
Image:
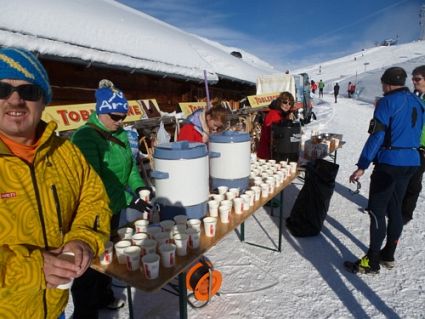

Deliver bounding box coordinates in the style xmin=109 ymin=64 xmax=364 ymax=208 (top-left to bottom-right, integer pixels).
xmin=108 ymin=113 xmax=127 ymax=121
xmin=0 ymin=82 xmax=43 ymax=101
xmin=281 ymin=100 xmax=291 ymax=105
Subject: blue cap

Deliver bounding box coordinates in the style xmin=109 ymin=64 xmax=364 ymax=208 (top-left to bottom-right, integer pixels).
xmin=0 ymin=47 xmax=52 ymax=104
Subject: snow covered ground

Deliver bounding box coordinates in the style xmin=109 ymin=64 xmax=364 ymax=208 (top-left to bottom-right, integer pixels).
xmin=65 ymin=90 xmax=425 ymax=318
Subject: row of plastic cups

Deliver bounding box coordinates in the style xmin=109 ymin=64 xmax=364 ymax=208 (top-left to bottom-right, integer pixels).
xmin=119 ymin=216 xmax=201 ymax=240
xmin=251 ymin=160 xmax=297 ymax=175
xmin=109 ymin=228 xmax=200 ymax=271
xmin=206 ymin=186 xmax=264 ymax=227
xmin=216 ymin=186 xmax=240 ymax=197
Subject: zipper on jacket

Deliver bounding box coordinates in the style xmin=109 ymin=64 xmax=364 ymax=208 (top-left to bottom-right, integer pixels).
xmin=51 ymin=185 xmax=63 ymax=235
xmin=43 ymin=290 xmax=47 ymax=319
xmin=29 ymin=165 xmax=49 ymax=249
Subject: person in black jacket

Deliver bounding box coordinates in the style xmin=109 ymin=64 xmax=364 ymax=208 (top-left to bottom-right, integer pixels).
xmin=333 ymin=83 xmax=340 ymax=103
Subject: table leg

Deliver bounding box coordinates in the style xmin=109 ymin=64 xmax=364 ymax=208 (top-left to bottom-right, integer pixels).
xmin=334 ymin=149 xmax=338 ymax=164
xmin=178 ymin=272 xmax=188 ymax=319
xmin=240 ymin=222 xmax=245 ymax=242
xmin=278 ymin=190 xmax=284 ymax=252
xmin=126 ymin=285 xmax=134 ymax=319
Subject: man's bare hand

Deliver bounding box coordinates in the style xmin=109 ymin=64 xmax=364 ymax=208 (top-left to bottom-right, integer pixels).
xmin=61 ymin=240 xmax=94 ymax=277
xmin=42 ymin=240 xmax=94 ymax=288
xmin=42 ymin=250 xmax=79 ymax=288
xmin=349 ymin=168 xmax=364 ymax=183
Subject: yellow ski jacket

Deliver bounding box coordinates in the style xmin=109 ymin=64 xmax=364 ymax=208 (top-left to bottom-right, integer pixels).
xmin=0 ymin=121 xmax=111 ymax=319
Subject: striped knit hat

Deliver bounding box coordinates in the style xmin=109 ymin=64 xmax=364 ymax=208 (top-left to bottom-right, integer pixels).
xmin=0 ymin=47 xmax=52 ymax=104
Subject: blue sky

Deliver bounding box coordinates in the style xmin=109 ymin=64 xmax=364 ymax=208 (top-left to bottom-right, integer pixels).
xmin=117 ymin=0 xmax=424 ymax=71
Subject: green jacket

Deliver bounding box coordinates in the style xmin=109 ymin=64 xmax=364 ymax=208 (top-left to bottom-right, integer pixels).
xmin=71 ymin=113 xmax=145 ymax=214
xmin=0 ymin=121 xmax=111 ymax=319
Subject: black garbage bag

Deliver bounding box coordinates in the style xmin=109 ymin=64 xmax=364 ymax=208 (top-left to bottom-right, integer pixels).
xmin=271 ymin=121 xmax=301 ymax=163
xmin=286 ymin=159 xmax=339 ymax=237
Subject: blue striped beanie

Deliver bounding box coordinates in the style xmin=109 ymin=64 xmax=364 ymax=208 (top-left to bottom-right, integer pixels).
xmin=0 ymin=47 xmax=52 ymax=104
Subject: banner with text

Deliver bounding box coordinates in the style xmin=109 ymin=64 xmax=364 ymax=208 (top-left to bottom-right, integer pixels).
xmin=41 ymin=100 xmax=157 ymax=132
xmin=247 ymin=92 xmax=280 ymax=108
xmin=178 ymin=102 xmax=207 ymax=118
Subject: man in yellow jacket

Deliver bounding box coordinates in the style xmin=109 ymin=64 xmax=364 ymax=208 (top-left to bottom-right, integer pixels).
xmin=0 ymin=48 xmax=111 ymax=318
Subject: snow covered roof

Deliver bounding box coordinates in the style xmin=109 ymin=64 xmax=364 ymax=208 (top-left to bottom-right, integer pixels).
xmin=0 ymin=0 xmax=276 ymax=84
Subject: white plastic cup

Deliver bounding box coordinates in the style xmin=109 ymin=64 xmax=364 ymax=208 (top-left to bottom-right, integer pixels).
xmin=260 ymin=183 xmax=269 ymax=198
xmin=220 ymin=199 xmax=233 ymax=209
xmin=276 ymin=172 xmax=284 ymax=184
xmin=245 ymin=190 xmax=255 ymax=206
xmin=173 ymin=215 xmax=188 ymax=225
xmin=56 ymin=252 xmax=75 ymax=289
xmin=186 ymin=218 xmax=202 ymax=232
xmin=229 ymin=188 xmax=240 ymax=197
xmin=219 ymin=206 xmax=230 ymax=223
xmin=140 ymin=238 xmax=157 ymax=256
xmin=124 ymin=246 xmax=141 ymax=271
xmin=142 ymin=253 xmax=160 ymax=280
xmin=154 ymin=231 xmax=172 ymax=246
xmin=99 ymin=241 xmax=114 ymax=266
xmin=146 ymin=225 xmax=162 ymax=239
xmin=131 ymin=232 xmax=149 ymax=246
xmin=233 ymin=197 xmax=244 ymax=215
xmin=139 ymin=189 xmax=151 ymax=202
xmin=253 ymin=177 xmax=263 ymax=186
xmin=159 ymin=220 xmax=175 ymax=233
xmin=159 ymin=243 xmax=176 ymax=268
xmin=217 ymin=186 xmax=228 ymax=195
xmin=171 ymin=224 xmax=187 ymax=237
xmin=225 ymin=191 xmax=236 ymax=201
xmin=212 ymin=194 xmax=224 ymax=203
xmin=240 ymin=194 xmax=250 ymax=211
xmin=251 ymin=186 xmax=261 ymax=201
xmin=134 ymin=219 xmax=149 ymax=233
xmin=289 ymin=162 xmax=298 ymax=174
xmin=208 ymin=200 xmax=219 ymax=217
xmin=114 ymin=240 xmax=132 ymax=264
xmin=266 ymin=178 xmax=275 ymax=193
xmin=186 ymin=228 xmax=200 ymax=249
xmin=173 ymin=233 xmax=189 ymax=256
xmin=117 ymin=227 xmax=133 ymax=240
xmin=203 ymin=217 xmax=217 ymax=237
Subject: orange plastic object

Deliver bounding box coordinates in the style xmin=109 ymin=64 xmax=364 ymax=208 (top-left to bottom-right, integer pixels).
xmin=186 ymin=260 xmax=222 ymax=301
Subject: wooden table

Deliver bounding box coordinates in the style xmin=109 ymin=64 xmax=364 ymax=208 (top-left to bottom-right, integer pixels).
xmin=92 ymin=172 xmax=297 ymax=319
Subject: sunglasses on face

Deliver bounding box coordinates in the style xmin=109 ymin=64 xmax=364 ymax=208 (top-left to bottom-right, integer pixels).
xmin=281 ymin=100 xmax=290 ymax=105
xmin=412 ymin=76 xmax=424 ymax=83
xmin=108 ymin=113 xmax=127 ymax=121
xmin=0 ymin=82 xmax=43 ymax=101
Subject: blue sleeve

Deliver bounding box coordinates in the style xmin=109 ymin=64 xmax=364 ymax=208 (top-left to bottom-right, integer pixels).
xmin=356 ymin=99 xmax=391 ymax=169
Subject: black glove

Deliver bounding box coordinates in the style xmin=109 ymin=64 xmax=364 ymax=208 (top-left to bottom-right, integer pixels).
xmin=128 ymin=197 xmax=152 ymax=213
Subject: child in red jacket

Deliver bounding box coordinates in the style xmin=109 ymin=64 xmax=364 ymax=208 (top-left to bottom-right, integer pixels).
xmin=178 ymin=104 xmax=228 ymax=143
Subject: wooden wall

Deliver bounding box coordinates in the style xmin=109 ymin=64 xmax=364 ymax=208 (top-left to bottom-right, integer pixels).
xmin=42 ymin=59 xmax=256 ymax=113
